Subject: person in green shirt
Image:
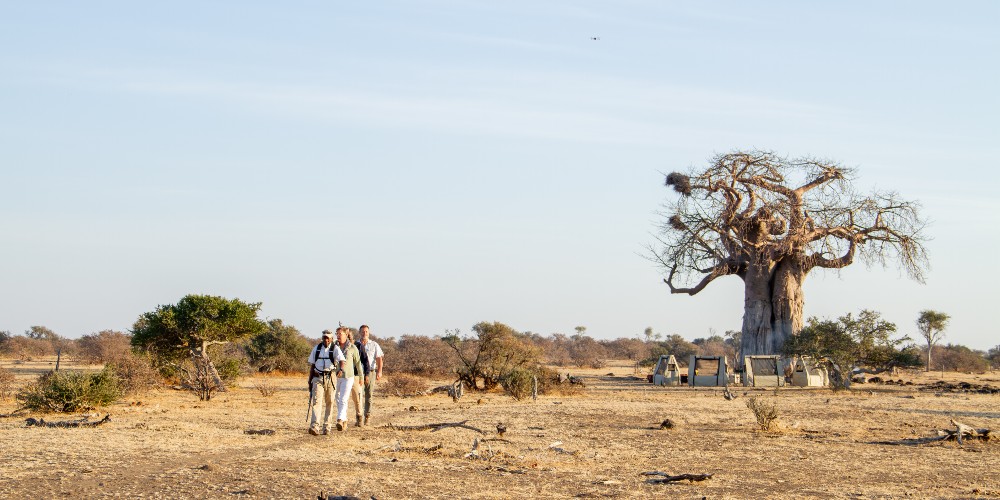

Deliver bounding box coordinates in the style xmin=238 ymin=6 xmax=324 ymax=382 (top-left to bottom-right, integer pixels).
xmin=334 ymin=326 xmax=364 ymax=431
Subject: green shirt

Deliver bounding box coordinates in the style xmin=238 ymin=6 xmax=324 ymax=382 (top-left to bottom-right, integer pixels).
xmin=338 ymin=342 xmax=363 ymax=379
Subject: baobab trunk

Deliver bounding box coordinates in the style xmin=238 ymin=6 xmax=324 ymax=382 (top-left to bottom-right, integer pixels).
xmin=739 ymin=257 xmax=806 ymax=361
xmin=771 ymin=257 xmax=806 ymax=352
xmin=741 ymin=259 xmax=775 ymax=359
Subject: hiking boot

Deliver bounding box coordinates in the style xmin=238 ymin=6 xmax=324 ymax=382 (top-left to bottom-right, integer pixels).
xmin=336 ymin=420 xmax=344 ymax=431
xmin=322 ymin=427 xmax=330 ymax=435
xmin=355 ymin=416 xmax=362 ymax=427
xmin=308 ymin=428 xmax=320 ymax=436
xmin=364 ymin=415 xmax=370 ymax=426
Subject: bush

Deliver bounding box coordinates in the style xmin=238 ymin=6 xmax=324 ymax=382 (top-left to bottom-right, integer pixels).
xmin=391 ymin=335 xmax=458 ymax=377
xmin=535 ymin=366 xmax=585 ymax=396
xmin=745 ymin=395 xmax=779 ymax=431
xmin=245 ymin=319 xmax=312 ymax=373
xmin=0 ymin=367 xmax=15 ymax=401
xmin=499 ymin=367 xmax=538 ymax=400
xmin=16 ymin=368 xmax=122 ymax=412
xmin=932 ymin=344 xmax=990 ymax=373
xmin=77 ymin=330 xmax=132 ymax=364
xmin=381 ymin=373 xmax=429 ymax=397
xmin=215 ymin=357 xmax=245 ymax=382
xmin=3 ymin=336 xmax=52 ymax=361
xmin=106 ymin=352 xmax=160 ymax=395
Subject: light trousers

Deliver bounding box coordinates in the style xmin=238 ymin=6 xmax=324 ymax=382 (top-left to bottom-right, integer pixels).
xmin=335 ymin=376 xmax=354 ymax=421
xmin=350 ymin=376 xmax=364 ymax=419
xmin=310 ymin=376 xmax=334 ymax=430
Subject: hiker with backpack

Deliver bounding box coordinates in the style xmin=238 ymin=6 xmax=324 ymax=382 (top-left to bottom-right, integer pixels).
xmin=307 ymin=329 xmax=345 ymax=435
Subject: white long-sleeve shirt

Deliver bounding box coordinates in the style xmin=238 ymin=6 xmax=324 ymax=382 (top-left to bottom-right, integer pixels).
xmin=308 ymin=343 xmax=345 ymax=372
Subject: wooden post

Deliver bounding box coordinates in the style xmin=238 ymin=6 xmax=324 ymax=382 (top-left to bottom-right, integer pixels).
xmin=54 ymin=349 xmax=61 ymax=371
xmin=532 ymin=376 xmax=538 ymax=401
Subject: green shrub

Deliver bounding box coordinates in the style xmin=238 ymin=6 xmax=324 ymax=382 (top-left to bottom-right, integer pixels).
xmin=16 ymin=368 xmax=122 ymax=412
xmin=499 ymin=367 xmax=537 ymax=400
xmin=215 ymin=357 xmax=244 ymax=382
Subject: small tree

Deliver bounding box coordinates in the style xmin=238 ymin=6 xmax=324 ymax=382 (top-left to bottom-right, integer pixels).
xmin=131 ymin=294 xmax=266 ymax=398
xmin=392 ymin=335 xmax=458 ymax=377
xmin=244 ymin=319 xmax=312 ymax=373
xmin=643 ymin=327 xmax=654 ymax=343
xmin=0 ymin=330 xmax=11 ymax=353
xmin=916 ymin=310 xmax=950 ymax=372
xmin=988 ymin=345 xmax=1000 ymax=370
xmin=783 ymin=310 xmax=917 ymax=385
xmin=443 ymin=322 xmax=542 ymax=391
xmin=26 ymin=325 xmax=73 ymax=357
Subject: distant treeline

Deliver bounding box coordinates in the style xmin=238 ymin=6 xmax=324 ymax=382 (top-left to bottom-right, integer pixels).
xmin=2 ymin=321 xmax=998 ymax=376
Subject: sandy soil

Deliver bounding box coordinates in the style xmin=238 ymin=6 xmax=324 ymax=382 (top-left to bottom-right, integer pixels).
xmin=1 ymin=359 xmax=998 ymax=499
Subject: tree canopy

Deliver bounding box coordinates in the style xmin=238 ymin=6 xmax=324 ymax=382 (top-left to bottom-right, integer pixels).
xmin=132 ymin=295 xmax=265 ymax=360
xmin=916 ymin=309 xmax=950 ymax=371
xmin=131 ymin=294 xmax=265 ymax=396
xmin=652 ymin=150 xmax=929 ymax=359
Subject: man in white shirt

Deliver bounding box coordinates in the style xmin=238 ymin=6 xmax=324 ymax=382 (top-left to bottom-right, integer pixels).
xmin=307 ymin=330 xmax=345 ymax=435
xmin=357 ymin=324 xmax=384 ymax=426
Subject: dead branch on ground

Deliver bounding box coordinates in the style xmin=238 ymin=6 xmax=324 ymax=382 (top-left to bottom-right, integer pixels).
xmin=642 ymin=471 xmax=714 ymax=484
xmin=385 ymin=420 xmax=486 ymax=435
xmin=25 ymin=414 xmax=111 ymax=428
xmin=871 ymin=419 xmax=991 ymax=446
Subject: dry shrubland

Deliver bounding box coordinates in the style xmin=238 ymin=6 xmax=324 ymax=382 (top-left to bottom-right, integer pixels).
xmin=1 ymin=359 xmax=998 ymax=499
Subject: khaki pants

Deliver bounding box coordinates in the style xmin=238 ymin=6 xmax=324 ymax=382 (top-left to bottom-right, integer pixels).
xmin=350 ymin=376 xmax=364 ymax=419
xmin=362 ymin=374 xmax=375 ymax=417
xmin=309 ymin=375 xmax=334 ymax=431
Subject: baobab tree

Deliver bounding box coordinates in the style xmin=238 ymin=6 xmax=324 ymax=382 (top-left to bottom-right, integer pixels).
xmin=652 ymin=150 xmax=928 ymax=360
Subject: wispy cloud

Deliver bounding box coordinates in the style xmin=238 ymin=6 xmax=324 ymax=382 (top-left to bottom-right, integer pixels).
xmin=18 ymin=61 xmax=854 ymax=146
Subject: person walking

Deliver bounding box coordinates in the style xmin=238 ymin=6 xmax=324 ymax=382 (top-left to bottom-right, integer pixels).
xmin=349 ymin=329 xmax=368 ymax=427
xmin=307 ymin=330 xmax=345 ymax=435
xmin=334 ymin=327 xmax=363 ymax=431
xmin=357 ymin=324 xmax=384 ymax=426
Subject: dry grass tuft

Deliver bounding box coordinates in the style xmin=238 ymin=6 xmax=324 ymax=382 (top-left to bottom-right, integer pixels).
xmin=381 ymin=373 xmax=430 ymax=397
xmin=0 ymin=366 xmax=15 ymax=400
xmin=252 ymin=377 xmax=277 ymax=397
xmin=745 ymin=395 xmax=779 ymax=431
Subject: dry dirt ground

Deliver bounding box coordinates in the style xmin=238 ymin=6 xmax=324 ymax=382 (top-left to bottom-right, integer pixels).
xmin=1 ymin=359 xmax=998 ymax=499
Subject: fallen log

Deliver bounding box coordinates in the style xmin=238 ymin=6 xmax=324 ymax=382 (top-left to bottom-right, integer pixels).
xmin=870 ymin=420 xmax=991 ymax=446
xmin=948 ymin=419 xmax=990 ymax=444
xmin=25 ymin=414 xmax=111 ymax=428
xmin=428 ymin=381 xmax=464 ymax=401
xmin=386 ymin=420 xmax=486 ymax=435
xmin=642 ymin=471 xmax=713 ymax=484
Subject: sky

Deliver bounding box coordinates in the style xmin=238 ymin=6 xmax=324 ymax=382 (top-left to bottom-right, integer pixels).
xmin=1 ymin=1 xmax=998 ymax=349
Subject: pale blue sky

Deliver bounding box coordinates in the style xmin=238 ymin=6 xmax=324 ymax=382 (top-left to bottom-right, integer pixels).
xmin=2 ymin=2 xmax=997 ymax=349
